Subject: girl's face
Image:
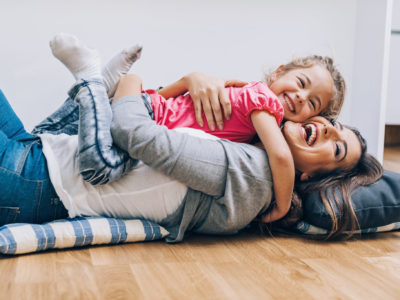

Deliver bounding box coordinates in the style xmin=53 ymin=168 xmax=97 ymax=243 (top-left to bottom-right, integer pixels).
xmin=282 ymin=116 xmax=362 ymax=180
xmin=269 ymin=65 xmax=334 ymax=122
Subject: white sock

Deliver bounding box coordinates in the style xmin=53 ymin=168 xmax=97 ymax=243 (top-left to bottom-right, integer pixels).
xmin=102 ymin=45 xmax=142 ymax=94
xmin=50 ymin=33 xmax=101 ymax=80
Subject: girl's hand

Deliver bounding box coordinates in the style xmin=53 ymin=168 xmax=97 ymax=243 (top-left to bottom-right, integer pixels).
xmin=183 ymin=72 xmax=247 ymax=130
xmin=261 ymin=202 xmax=291 ymax=223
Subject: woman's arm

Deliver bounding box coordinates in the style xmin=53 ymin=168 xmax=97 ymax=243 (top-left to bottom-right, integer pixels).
xmin=159 ymin=72 xmax=247 ymax=131
xmin=111 ymin=95 xmax=228 ymax=197
xmin=251 ymin=111 xmax=295 ymax=223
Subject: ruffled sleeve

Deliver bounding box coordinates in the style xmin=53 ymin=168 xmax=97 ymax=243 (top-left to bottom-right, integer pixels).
xmin=238 ymin=82 xmax=284 ymax=126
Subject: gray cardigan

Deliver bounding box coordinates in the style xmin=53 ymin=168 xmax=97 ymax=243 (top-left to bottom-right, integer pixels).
xmin=111 ymin=96 xmax=273 ymax=242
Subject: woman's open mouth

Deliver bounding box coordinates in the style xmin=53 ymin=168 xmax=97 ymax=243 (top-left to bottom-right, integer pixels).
xmin=301 ymin=123 xmax=318 ymax=146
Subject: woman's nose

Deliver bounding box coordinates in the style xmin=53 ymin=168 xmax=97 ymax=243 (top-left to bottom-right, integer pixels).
xmin=324 ymin=125 xmax=339 ymax=138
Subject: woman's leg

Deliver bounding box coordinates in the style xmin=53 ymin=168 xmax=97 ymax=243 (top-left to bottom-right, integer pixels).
xmin=0 ymin=89 xmax=34 ymax=140
xmin=0 ymin=91 xmax=67 ymax=226
xmin=32 ymin=38 xmax=142 ymax=136
xmin=50 ymin=33 xmax=137 ymax=185
xmin=31 ymin=97 xmax=79 ymax=136
xmin=69 ymin=79 xmax=137 ymax=185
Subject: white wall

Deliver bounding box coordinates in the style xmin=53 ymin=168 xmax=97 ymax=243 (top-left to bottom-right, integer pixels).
xmin=351 ymin=0 xmax=392 ymax=162
xmin=386 ymin=0 xmax=400 ymax=125
xmin=0 ymin=0 xmax=358 ymax=131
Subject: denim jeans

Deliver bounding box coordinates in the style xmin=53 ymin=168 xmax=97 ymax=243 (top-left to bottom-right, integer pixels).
xmin=0 ymin=90 xmax=68 ymax=226
xmin=67 ymin=79 xmax=138 ymax=185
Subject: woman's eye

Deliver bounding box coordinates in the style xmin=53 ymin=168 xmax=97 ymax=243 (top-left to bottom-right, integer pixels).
xmin=335 ymin=143 xmax=341 ymax=157
xmin=330 ymin=119 xmax=336 ymax=126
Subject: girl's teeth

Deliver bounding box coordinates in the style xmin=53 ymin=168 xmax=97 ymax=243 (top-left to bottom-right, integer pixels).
xmin=285 ymin=95 xmax=294 ymax=112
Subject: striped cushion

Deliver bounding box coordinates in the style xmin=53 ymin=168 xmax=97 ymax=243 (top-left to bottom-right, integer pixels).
xmin=0 ymin=217 xmax=169 ymax=255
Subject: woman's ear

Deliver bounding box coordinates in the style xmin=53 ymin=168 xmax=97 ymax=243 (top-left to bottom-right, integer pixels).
xmin=299 ymin=172 xmax=311 ymax=181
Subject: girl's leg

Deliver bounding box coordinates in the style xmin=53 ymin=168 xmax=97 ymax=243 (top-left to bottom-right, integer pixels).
xmin=50 ymin=33 xmax=137 ymax=185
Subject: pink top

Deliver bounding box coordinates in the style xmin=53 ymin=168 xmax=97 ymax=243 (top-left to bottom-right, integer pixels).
xmin=146 ymin=81 xmax=283 ymax=143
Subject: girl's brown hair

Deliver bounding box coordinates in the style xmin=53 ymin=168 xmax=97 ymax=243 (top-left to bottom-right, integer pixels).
xmin=266 ymin=55 xmax=346 ymax=120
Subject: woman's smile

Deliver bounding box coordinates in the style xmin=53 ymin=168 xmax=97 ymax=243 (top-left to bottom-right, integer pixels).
xmin=300 ymin=122 xmax=318 ymax=146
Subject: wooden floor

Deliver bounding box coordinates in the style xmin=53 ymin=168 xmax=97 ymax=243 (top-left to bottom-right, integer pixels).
xmin=1 ymin=147 xmax=400 ymax=299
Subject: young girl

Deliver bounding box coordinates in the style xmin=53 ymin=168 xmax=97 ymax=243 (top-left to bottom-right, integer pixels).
xmin=47 ymin=33 xmax=345 ymax=223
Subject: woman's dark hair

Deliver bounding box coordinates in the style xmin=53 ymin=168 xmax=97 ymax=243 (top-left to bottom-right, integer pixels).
xmin=262 ymin=124 xmax=383 ymax=239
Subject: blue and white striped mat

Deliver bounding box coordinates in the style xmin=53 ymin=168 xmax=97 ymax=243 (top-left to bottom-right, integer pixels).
xmin=0 ymin=217 xmax=169 ymax=255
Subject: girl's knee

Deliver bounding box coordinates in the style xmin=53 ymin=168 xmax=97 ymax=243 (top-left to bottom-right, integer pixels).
xmin=120 ymin=74 xmax=142 ymax=84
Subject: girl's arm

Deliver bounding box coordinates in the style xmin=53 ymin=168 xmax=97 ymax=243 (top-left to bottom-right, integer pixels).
xmin=251 ymin=111 xmax=295 ymax=223
xmin=159 ymin=72 xmax=247 ymax=131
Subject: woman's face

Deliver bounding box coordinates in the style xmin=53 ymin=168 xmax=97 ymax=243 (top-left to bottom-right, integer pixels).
xmin=282 ymin=116 xmax=362 ymax=180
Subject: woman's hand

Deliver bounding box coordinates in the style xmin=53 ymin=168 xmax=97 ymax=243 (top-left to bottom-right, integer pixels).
xmin=183 ymin=72 xmax=247 ymax=131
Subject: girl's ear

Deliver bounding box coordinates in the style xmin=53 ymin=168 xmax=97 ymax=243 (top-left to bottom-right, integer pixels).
xmin=276 ymin=64 xmax=285 ymax=72
xmin=270 ymin=65 xmax=285 ymax=82
xmin=299 ymin=172 xmax=311 ymax=181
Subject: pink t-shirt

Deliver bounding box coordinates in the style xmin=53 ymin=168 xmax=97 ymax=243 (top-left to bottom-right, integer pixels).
xmin=146 ymin=81 xmax=283 ymax=143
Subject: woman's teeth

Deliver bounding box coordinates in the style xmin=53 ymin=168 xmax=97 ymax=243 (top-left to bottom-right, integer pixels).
xmin=284 ymin=94 xmax=295 ymax=112
xmin=304 ymin=123 xmax=317 ymax=145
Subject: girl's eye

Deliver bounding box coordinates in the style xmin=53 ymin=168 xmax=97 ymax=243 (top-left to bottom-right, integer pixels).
xmin=309 ymin=99 xmax=316 ymax=110
xmin=330 ymin=119 xmax=336 ymax=126
xmin=298 ymin=77 xmax=305 ymax=88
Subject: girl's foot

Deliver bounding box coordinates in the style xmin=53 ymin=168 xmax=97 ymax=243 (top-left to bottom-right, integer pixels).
xmin=50 ymin=33 xmax=101 ymax=80
xmin=102 ymin=45 xmax=142 ymax=96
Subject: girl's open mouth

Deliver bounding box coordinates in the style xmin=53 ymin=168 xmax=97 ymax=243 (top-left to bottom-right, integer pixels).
xmin=301 ymin=123 xmax=318 ymax=146
xmin=284 ymin=94 xmax=295 ymax=112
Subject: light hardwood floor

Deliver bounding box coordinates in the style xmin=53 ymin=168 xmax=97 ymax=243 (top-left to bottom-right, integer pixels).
xmin=1 ymin=148 xmax=400 ymax=299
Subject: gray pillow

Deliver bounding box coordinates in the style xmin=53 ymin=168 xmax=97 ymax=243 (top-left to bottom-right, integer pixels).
xmin=303 ymin=170 xmax=400 ymax=229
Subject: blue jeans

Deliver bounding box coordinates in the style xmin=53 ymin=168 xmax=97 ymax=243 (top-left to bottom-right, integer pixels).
xmin=0 ymin=90 xmax=68 ymax=226
xmin=34 ymin=78 xmax=144 ymax=186
xmin=67 ymin=79 xmax=138 ymax=185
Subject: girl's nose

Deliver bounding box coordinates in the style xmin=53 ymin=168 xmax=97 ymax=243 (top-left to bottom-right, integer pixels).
xmin=296 ymin=93 xmax=305 ymax=104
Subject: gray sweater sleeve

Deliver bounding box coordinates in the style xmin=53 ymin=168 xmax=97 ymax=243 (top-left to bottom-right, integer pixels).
xmin=111 ymin=96 xmax=273 ymax=241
